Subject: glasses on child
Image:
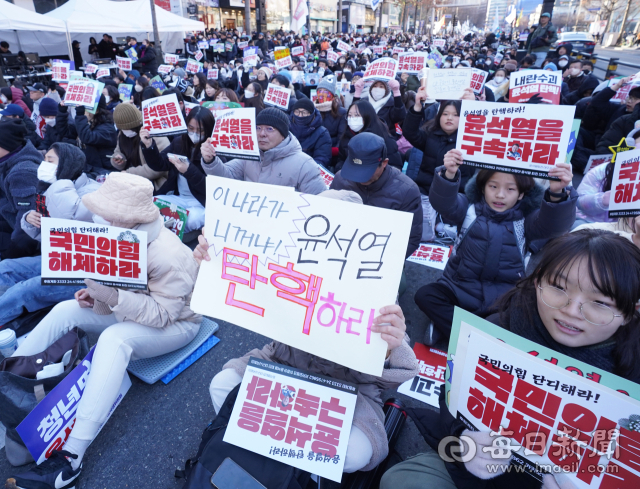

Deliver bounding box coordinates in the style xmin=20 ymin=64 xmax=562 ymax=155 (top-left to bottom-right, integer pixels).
xmin=537 ymin=285 xmax=622 ymax=326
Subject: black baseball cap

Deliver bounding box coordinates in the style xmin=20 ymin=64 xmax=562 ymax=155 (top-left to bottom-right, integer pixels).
xmin=341 ymin=132 xmax=387 ymax=183
xmin=28 ymin=83 xmax=46 ymax=93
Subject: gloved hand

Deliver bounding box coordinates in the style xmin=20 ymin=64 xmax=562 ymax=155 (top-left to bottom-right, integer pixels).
xmin=58 ymin=103 xmax=68 ymax=113
xmin=75 ymin=105 xmax=86 ymax=116
xmin=84 ymin=279 xmax=118 ymax=315
xmin=354 ymin=78 xmax=364 ymax=97
xmin=461 ymin=430 xmax=512 ymax=480
xmin=388 ymin=78 xmax=401 ymax=97
xmin=526 ymin=93 xmax=544 ymax=104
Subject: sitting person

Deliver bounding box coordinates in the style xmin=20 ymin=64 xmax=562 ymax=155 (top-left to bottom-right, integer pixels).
xmin=289 ymin=98 xmax=332 ymax=168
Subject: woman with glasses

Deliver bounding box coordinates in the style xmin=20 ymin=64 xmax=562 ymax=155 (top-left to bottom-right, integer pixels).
xmin=289 ymin=98 xmax=331 ymax=168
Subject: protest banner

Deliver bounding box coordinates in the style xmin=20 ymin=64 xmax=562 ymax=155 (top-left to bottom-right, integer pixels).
xmin=63 ymin=79 xmax=104 ymax=110
xmin=470 ymin=68 xmax=488 ymax=95
xmin=317 ymin=164 xmax=334 ymax=188
xmin=207 ymin=68 xmax=219 ymax=79
xmin=118 ymin=83 xmax=132 ymax=102
xmin=372 ymin=45 xmax=385 ymax=55
xmin=190 ymin=177 xmax=413 ymax=376
xmin=116 ymin=56 xmax=132 ymax=71
xmin=407 ymin=243 xmax=452 ymax=271
xmin=209 ymin=107 xmax=260 ymax=161
xmin=197 ymin=40 xmax=208 ymax=50
xmin=433 ymin=39 xmax=446 ymax=48
xmin=397 ymin=52 xmax=427 ymax=74
xmin=157 ymin=64 xmax=172 ymax=75
xmin=583 ymin=154 xmax=612 ymax=175
xmin=149 ymin=75 xmax=166 ymax=93
xmin=509 ymin=70 xmax=562 ymax=105
xmin=224 ymin=357 xmax=358 ymax=482
xmin=40 ymin=217 xmax=148 ymax=289
xmin=305 ymin=73 xmax=319 ymax=86
xmin=456 ymin=100 xmax=576 ymax=179
xmin=326 ymin=51 xmax=338 ymax=63
xmin=264 ymin=83 xmax=291 ymax=110
xmin=291 ymin=45 xmax=304 ymax=56
xmin=154 ymin=197 xmax=189 ymax=241
xmin=238 ymin=41 xmax=248 ymax=50
xmin=447 ymin=308 xmax=640 ymax=488
xmin=397 ymin=344 xmax=446 ymax=408
xmin=125 ymin=47 xmax=138 ymax=61
xmin=51 ymin=61 xmax=69 ymax=82
xmin=337 ymin=41 xmax=351 ymax=53
xmin=95 ymin=68 xmax=110 ymax=79
xmin=194 ymin=50 xmax=203 ymax=62
xmin=420 ymin=67 xmax=472 ymax=100
xmin=185 ymin=58 xmax=203 ymax=74
xmin=164 ymin=53 xmax=179 ymax=64
xmin=85 ymin=63 xmax=98 ymax=75
xmin=608 ymin=148 xmax=640 ymax=217
xmin=609 ymin=76 xmax=640 ymax=104
xmin=275 ymin=55 xmax=293 ymax=70
xmin=16 ymin=347 xmax=131 ymax=465
xmin=142 ymin=93 xmax=188 ymax=137
xmin=363 ymin=57 xmax=398 ymax=82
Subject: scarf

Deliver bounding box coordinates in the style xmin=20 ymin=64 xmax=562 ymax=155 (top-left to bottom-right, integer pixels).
xmin=369 ymin=90 xmax=391 ymax=114
xmin=315 ymin=100 xmax=333 ymax=112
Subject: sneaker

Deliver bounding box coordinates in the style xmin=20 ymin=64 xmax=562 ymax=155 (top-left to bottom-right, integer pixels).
xmin=423 ymin=321 xmax=441 ymax=346
xmin=6 ymin=450 xmax=81 ymax=489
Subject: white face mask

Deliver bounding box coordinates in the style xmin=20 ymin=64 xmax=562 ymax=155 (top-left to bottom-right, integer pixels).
xmin=348 ymin=116 xmax=364 ymax=132
xmin=371 ymin=87 xmax=386 ymax=101
xmin=558 ymin=59 xmax=568 ymax=67
xmin=444 ymin=62 xmax=452 ymax=68
xmin=344 ymin=68 xmax=351 ymax=73
xmin=37 ymin=162 xmax=57 ymax=184
xmin=494 ymin=76 xmax=505 ymax=84
xmin=570 ymin=68 xmax=581 ymax=76
xmin=93 ymin=215 xmax=111 ymax=225
xmin=44 ymin=117 xmax=56 ymax=127
xmin=134 ymin=84 xmax=143 ymax=93
xmin=122 ymin=129 xmax=137 ymax=138
xmin=244 ymin=90 xmax=255 ymax=99
xmin=188 ymin=131 xmax=203 ymax=144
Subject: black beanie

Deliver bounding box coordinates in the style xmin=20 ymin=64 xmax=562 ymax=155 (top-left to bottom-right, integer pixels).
xmin=50 ymin=142 xmax=86 ymax=181
xmin=256 ymin=107 xmax=290 ymax=138
xmin=1 ymin=87 xmax=12 ymax=101
xmin=292 ymin=98 xmax=315 ymax=115
xmin=0 ymin=119 xmax=27 ymax=153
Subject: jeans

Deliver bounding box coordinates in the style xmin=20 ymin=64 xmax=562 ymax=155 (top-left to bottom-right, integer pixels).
xmin=531 ymin=51 xmax=546 ymax=67
xmin=0 ymin=256 xmax=79 ymax=325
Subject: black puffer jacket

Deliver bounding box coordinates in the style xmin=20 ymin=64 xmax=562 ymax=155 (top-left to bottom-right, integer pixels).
xmin=290 ymin=110 xmax=332 ymax=168
xmin=596 ymin=103 xmax=640 ymax=154
xmin=582 ymin=87 xmax=629 ymax=134
xmin=330 ymin=165 xmax=423 ymax=258
xmin=429 ymin=167 xmax=577 ymax=316
xmin=133 ymin=45 xmax=158 ymax=76
xmin=357 ymin=92 xmax=407 ymax=140
xmin=320 ymin=106 xmax=347 ymax=147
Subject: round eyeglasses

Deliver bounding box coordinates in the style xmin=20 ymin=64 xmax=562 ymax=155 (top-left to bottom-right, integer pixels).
xmin=537 ymin=285 xmax=622 ymax=326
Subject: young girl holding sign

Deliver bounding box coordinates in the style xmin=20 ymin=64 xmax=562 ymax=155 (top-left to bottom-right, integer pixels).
xmin=414 ymin=150 xmax=577 ymax=345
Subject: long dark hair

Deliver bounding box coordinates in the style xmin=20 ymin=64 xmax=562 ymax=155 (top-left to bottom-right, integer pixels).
xmin=495 ymin=229 xmax=640 ymax=380
xmin=348 ymin=99 xmax=392 ymax=139
xmin=132 ymin=77 xmax=149 ymax=107
xmin=118 ymin=125 xmax=142 ymax=168
xmin=423 ymin=100 xmax=461 ymax=133
xmin=89 ymin=107 xmax=113 ymax=130
xmin=180 ymin=106 xmax=215 ymax=163
xmin=194 ymin=72 xmax=208 ymax=99
xmin=603 ymin=162 xmax=615 ymax=192
xmin=242 ymin=82 xmax=265 ymax=112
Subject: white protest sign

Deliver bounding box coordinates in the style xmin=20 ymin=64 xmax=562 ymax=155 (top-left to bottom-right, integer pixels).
xmin=363 ymin=57 xmax=397 ymax=82
xmin=393 ymin=47 xmax=404 ymax=55
xmin=608 ymin=148 xmax=640 ymax=217
xmin=238 ymin=41 xmax=249 ymax=49
xmin=583 ymin=154 xmax=612 ymax=175
xmin=40 ymin=217 xmax=148 ymax=289
xmin=372 ymin=46 xmax=384 ymax=55
xmin=456 ymin=100 xmax=576 ymax=178
xmin=142 ymin=93 xmax=188 ymax=137
xmin=224 ymin=358 xmax=357 ymax=482
xmin=337 ymin=41 xmax=351 ymax=53
xmin=190 ymin=177 xmax=412 ymax=376
xmin=194 ymin=50 xmax=203 ymax=62
xmin=494 ymin=52 xmax=504 ymax=65
xmin=185 ymin=58 xmax=203 ymax=74
xmin=433 ymin=39 xmax=446 ymax=48
xmin=407 ymin=243 xmax=452 ymax=271
xmin=275 ymin=55 xmax=293 ymax=70
xmin=157 ymin=64 xmax=172 ymax=75
xmin=422 ymin=67 xmax=472 ymax=100
xmin=197 ymin=41 xmax=208 ymax=50
xmin=164 ymin=53 xmax=179 ymax=64
xmin=292 ymin=46 xmax=304 ymax=56
xmin=63 ymin=80 xmax=103 ymax=110
xmin=326 ymin=51 xmax=338 ymax=63
xmin=264 ymin=83 xmax=291 ymax=110
xmin=116 ymin=56 xmax=132 ymax=71
xmin=85 ymin=63 xmax=98 ymax=75
xmin=397 ymin=344 xmax=446 ymax=408
xmin=397 ymin=52 xmax=426 ymax=74
xmin=609 ymin=76 xmax=640 ymax=103
xmin=317 ymin=164 xmax=334 ymax=188
xmin=210 ymin=108 xmax=260 ymax=161
xmin=207 ymin=68 xmax=219 ymax=79
xmin=470 ymin=68 xmax=488 ymax=95
xmin=51 ymin=61 xmax=69 ymax=82
xmin=95 ymin=68 xmax=110 ymax=79
xmin=510 ymin=70 xmax=562 ymax=105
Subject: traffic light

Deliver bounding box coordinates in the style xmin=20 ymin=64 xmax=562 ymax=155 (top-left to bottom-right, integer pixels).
xmin=452 ymin=15 xmax=458 ymax=27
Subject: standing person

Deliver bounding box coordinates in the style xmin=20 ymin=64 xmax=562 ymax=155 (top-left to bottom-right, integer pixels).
xmin=6 ymin=173 xmax=202 ymax=489
xmin=97 ymin=34 xmax=112 ymax=59
xmin=526 ymin=12 xmax=557 ymax=67
xmin=133 ymin=39 xmax=158 ymax=76
xmin=88 ymin=37 xmax=100 ymax=61
xmin=26 ymin=83 xmax=47 ymax=121
xmin=72 ymin=40 xmax=83 ymax=68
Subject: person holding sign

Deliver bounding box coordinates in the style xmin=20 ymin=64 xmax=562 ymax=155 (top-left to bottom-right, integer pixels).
xmin=414 ymin=151 xmax=576 ymax=346
xmin=7 ymin=173 xmax=202 ymax=489
xmin=354 ymin=78 xmax=406 ymax=140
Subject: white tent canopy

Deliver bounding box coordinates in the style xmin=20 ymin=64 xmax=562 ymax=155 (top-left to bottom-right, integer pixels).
xmin=0 ymin=1 xmax=66 ymax=32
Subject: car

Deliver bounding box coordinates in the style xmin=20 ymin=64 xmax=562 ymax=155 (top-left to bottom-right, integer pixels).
xmin=552 ymin=32 xmax=596 ymax=55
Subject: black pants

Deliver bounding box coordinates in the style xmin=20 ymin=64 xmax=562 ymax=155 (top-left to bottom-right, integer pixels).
xmin=414 ymin=282 xmax=460 ymax=336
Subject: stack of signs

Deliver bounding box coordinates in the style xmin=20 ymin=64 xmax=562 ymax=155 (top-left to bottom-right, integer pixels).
xmin=372 ymin=46 xmax=384 ymax=55
xmin=116 ymin=56 xmax=132 ymax=71
xmin=337 ymin=41 xmax=351 ymax=53
xmin=223 ymin=358 xmax=358 ymax=483
xmin=509 ymin=70 xmax=562 ymax=105
xmin=446 ymin=307 xmax=640 ymax=488
xmin=194 ymin=50 xmax=204 ymax=62
xmin=407 ymin=243 xmax=452 ymax=271
xmin=433 ymin=39 xmax=446 ymax=49
xmin=209 ymin=107 xmax=260 ymax=161
xmin=142 ymin=93 xmax=188 ymax=137
xmin=164 ymin=53 xmax=179 ymax=65
xmin=197 ymin=40 xmax=209 ymax=50
xmin=125 ymin=47 xmax=138 ymax=61
xmin=157 ymin=64 xmax=172 ymax=75
xmin=191 ymin=176 xmax=412 ymax=377
xmin=207 ymin=68 xmax=219 ymax=79
xmin=85 ymin=63 xmax=98 ymax=75
xmin=363 ymin=57 xmax=397 ymax=82
xmin=265 ymin=83 xmax=291 ymax=110
xmin=186 ymin=59 xmax=203 ymax=74
xmin=154 ymin=197 xmax=189 ymax=241
xmin=51 ymin=61 xmax=70 ymax=82
xmin=238 ymin=41 xmax=248 ymax=50
xmin=317 ymin=164 xmax=334 ymax=188
xmin=118 ymin=84 xmax=132 ymax=102
xmin=470 ymin=68 xmax=488 ymax=95
xmin=326 ymin=51 xmax=338 ymax=64
xmin=397 ymin=344 xmax=446 ymax=407
xmin=610 ymin=76 xmax=640 ymax=103
xmin=95 ymin=68 xmax=110 ymax=79
xmin=457 ymin=100 xmax=576 ymax=178
xmin=397 ymin=53 xmax=426 ymax=74
xmin=274 ymin=47 xmax=293 ymax=70
xmin=608 ymin=148 xmax=640 ymax=217
xmin=63 ymin=80 xmax=104 ymax=111
xmin=40 ymin=217 xmax=148 ymax=289
xmin=421 ymin=68 xmax=472 ymax=100
xmin=291 ymin=46 xmax=304 ymax=56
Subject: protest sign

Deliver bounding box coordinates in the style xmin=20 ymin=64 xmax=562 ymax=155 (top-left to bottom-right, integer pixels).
xmin=63 ymin=80 xmax=103 ymax=110
xmin=310 ymin=89 xmax=317 ymax=102
xmin=317 ymin=164 xmax=334 ymax=188
xmin=243 ymin=54 xmax=259 ymax=68
xmin=274 ymin=47 xmax=291 ymax=60
xmin=209 ymin=39 xmax=219 ymax=48
xmin=407 ymin=243 xmax=452 ymax=271
xmin=185 ymin=58 xmax=203 ymax=74
xmin=164 ymin=53 xmax=179 ymax=64
xmin=34 ymin=115 xmax=46 ymax=139
xmin=470 ymin=68 xmax=488 ymax=95
xmin=265 ymin=83 xmax=291 ymax=110
xmin=202 ymin=100 xmax=243 ymax=120
xmin=519 ymin=31 xmax=529 ymax=42
xmin=583 ymin=154 xmax=612 ymax=175
xmin=194 ymin=50 xmax=203 ymax=62
xmin=393 ymin=47 xmax=404 ymax=55
xmin=305 ymin=73 xmax=319 ymax=86
xmin=509 ymin=70 xmax=562 ymax=105
xmin=142 ymin=93 xmax=187 ymax=137
xmin=207 ymin=68 xmax=219 ymax=79
xmin=213 ymin=43 xmax=225 ymax=53
xmin=16 ymin=347 xmax=131 ymax=465
xmin=40 ymin=217 xmax=148 ymax=289
xmin=421 ymin=67 xmax=472 ymax=100
xmin=85 ymin=63 xmax=98 ymax=75
xmin=190 ymin=177 xmax=413 ymax=376
xmin=224 ymin=357 xmax=358 ymax=482
xmin=427 ymin=50 xmax=443 ymax=68
xmin=116 ymin=56 xmax=132 ymax=71
xmin=372 ymin=45 xmax=385 ymax=55
xmin=225 ymin=40 xmax=234 ymax=52
xmin=397 ymin=344 xmax=446 ymax=408
xmin=154 ymin=197 xmax=189 ymax=241
xmin=238 ymin=41 xmax=248 ymax=50
xmin=125 ymin=47 xmax=138 ymax=61
xmin=397 ymin=52 xmax=427 ymax=74
xmin=275 ymin=55 xmax=293 ymax=70
xmin=118 ymin=83 xmax=132 ymax=102
xmin=290 ymin=70 xmax=304 ymax=84
xmin=608 ymin=148 xmax=640 ymax=217
xmin=210 ymin=107 xmax=260 ymax=161
xmin=244 ymin=46 xmax=259 ymax=57
xmin=197 ymin=40 xmax=208 ymax=50
xmin=51 ymin=61 xmax=69 ymax=82
xmin=291 ymin=46 xmax=304 ymax=56
xmin=609 ymin=77 xmax=640 ymax=104
xmin=326 ymin=51 xmax=338 ymax=63
xmin=565 ymin=118 xmax=581 ymax=163
xmin=184 ymin=101 xmax=199 ymax=117
xmin=69 ymin=70 xmax=84 ymax=81
xmin=337 ymin=41 xmax=351 ymax=53
xmin=456 ymin=100 xmax=576 ymax=179
xmin=363 ymin=57 xmax=397 ymax=82
xmin=149 ymin=75 xmax=166 ymax=93
xmin=95 ymin=68 xmax=110 ymax=79
xmin=494 ymin=52 xmax=504 ymax=66
xmin=157 ymin=64 xmax=172 ymax=75
xmin=433 ymin=39 xmax=446 ymax=48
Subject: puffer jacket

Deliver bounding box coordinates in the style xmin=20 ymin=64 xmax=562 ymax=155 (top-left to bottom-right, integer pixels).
xmin=320 ymin=106 xmax=347 ymax=146
xmin=576 ymin=162 xmax=614 ymax=223
xmin=596 ymin=104 xmax=640 ymax=154
xmin=581 ymin=87 xmax=629 ymax=135
xmin=10 ymin=87 xmax=31 ymax=118
xmin=20 ymin=173 xmax=100 ymax=241
xmin=357 ymin=90 xmax=407 ymax=140
xmin=133 ymin=45 xmax=158 ymax=76
xmin=429 ymin=167 xmax=577 ymax=316
xmin=109 ymin=216 xmax=201 ymax=327
xmin=222 ymin=338 xmax=418 ymax=472
xmin=111 ymin=135 xmax=170 ymax=190
xmin=201 ymin=134 xmax=327 ymax=195
xmin=331 ymin=165 xmax=423 ymax=258
xmin=289 ymin=110 xmax=332 ymax=168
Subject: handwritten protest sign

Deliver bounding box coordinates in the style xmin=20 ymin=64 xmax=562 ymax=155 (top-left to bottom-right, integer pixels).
xmin=164 ymin=53 xmax=179 ymax=64
xmin=63 ymin=80 xmax=103 ymax=110
xmin=142 ymin=93 xmax=187 ymax=137
xmin=421 ymin=67 xmax=472 ymax=100
xmin=224 ymin=357 xmax=357 ymax=482
xmin=207 ymin=68 xmax=219 ymax=79
xmin=16 ymin=347 xmax=131 ymax=464
xmin=95 ymin=68 xmax=110 ymax=79
xmin=407 ymin=243 xmax=452 ymax=271
xmin=363 ymin=57 xmax=398 ymax=82
xmin=456 ymin=101 xmax=576 ymax=178
xmin=194 ymin=50 xmax=203 ymax=62
xmin=510 ymin=70 xmax=562 ymax=105
xmin=116 ymin=56 xmax=132 ymax=71
xmin=190 ymin=177 xmax=413 ymax=376
xmin=265 ymin=83 xmax=291 ymax=110
xmin=337 ymin=41 xmax=351 ymax=53
xmin=118 ymin=84 xmax=132 ymax=102
xmin=397 ymin=52 xmax=427 ymax=74
xmin=40 ymin=217 xmax=148 ymax=289
xmin=51 ymin=61 xmax=69 ymax=82
xmin=125 ymin=47 xmax=138 ymax=61
xmin=157 ymin=64 xmax=172 ymax=75
xmin=210 ymin=107 xmax=260 ymax=161
xmin=85 ymin=63 xmax=98 ymax=75
xmin=608 ymin=148 xmax=640 ymax=217
xmin=470 ymin=68 xmax=488 ymax=95
xmin=397 ymin=344 xmax=446 ymax=408
xmin=317 ymin=164 xmax=334 ymax=188
xmin=185 ymin=58 xmax=203 ymax=74
xmin=154 ymin=197 xmax=189 ymax=241
xmin=433 ymin=39 xmax=446 ymax=48
xmin=292 ymin=46 xmax=304 ymax=56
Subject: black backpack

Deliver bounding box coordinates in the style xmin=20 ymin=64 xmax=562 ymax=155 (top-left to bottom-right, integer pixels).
xmin=176 ymin=384 xmax=313 ymax=489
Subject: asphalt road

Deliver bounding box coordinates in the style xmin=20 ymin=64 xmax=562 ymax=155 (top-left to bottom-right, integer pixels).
xmin=0 ymin=261 xmax=442 ymax=489
xmin=588 ymin=46 xmax=640 ymax=80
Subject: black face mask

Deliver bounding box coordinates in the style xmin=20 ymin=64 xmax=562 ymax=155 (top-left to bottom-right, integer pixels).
xmin=294 ymin=113 xmax=314 ymax=126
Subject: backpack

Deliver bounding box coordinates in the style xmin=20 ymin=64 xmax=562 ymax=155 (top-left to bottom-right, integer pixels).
xmin=176 ymin=384 xmax=313 ymax=489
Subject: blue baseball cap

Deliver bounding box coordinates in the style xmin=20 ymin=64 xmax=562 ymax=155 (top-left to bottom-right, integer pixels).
xmin=341 ymin=132 xmax=387 ymax=183
xmin=0 ymin=104 xmax=25 ymax=118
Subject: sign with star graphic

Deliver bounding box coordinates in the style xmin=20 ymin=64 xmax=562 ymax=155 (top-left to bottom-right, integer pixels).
xmin=609 ymin=137 xmax=635 ymax=163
